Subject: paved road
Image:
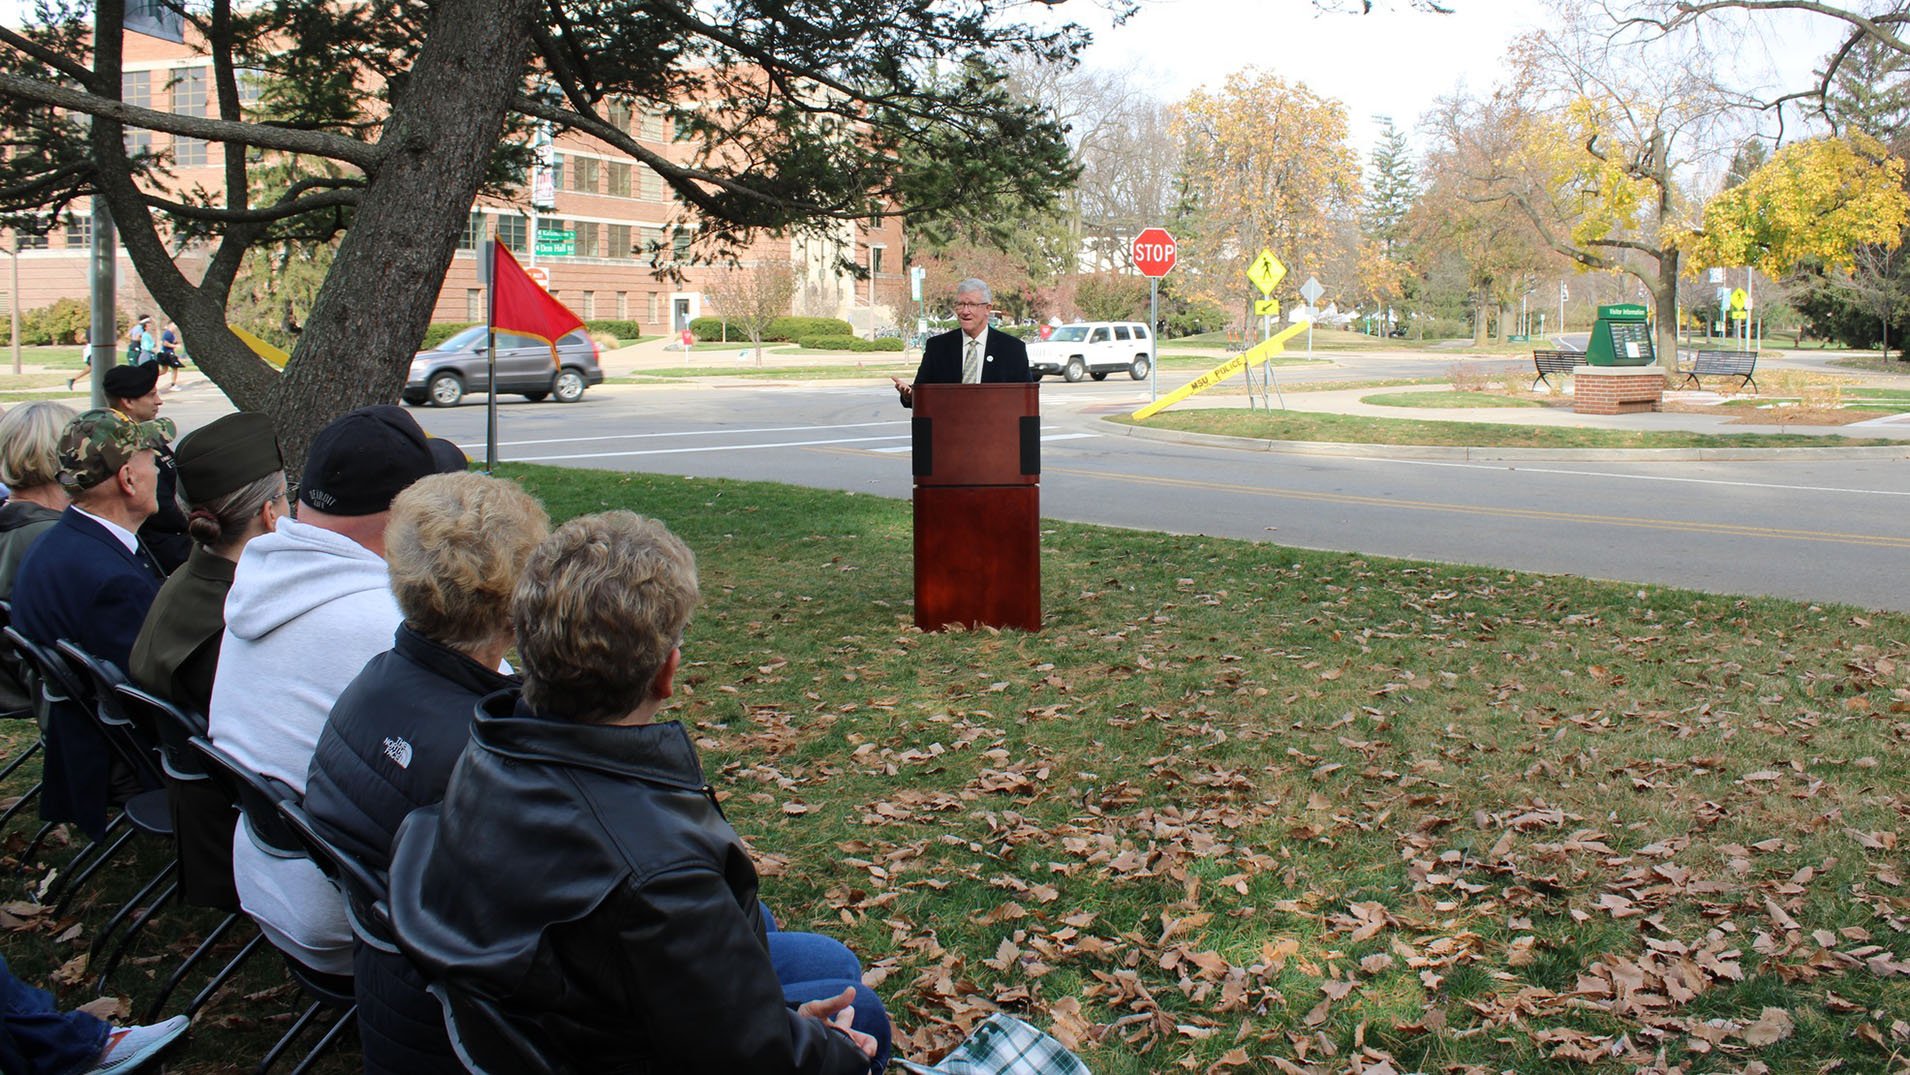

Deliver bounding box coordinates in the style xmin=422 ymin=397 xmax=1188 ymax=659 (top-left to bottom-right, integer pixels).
xmin=388 ymin=370 xmax=1910 ymax=613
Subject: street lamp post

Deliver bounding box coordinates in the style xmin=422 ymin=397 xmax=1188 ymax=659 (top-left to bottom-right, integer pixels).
xmin=867 ymin=242 xmax=885 ymax=341
xmin=5 ymin=233 xmax=19 ymax=374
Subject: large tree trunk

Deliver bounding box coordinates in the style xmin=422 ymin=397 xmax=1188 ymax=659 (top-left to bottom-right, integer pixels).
xmin=1653 ymin=248 xmax=1680 ymax=370
xmin=266 ymin=0 xmax=538 ymax=472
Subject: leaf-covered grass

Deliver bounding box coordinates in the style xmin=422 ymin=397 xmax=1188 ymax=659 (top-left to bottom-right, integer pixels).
xmin=1359 ymin=390 xmax=1546 ymax=409
xmin=1827 ymin=354 xmax=1910 ymax=374
xmin=4 ymin=465 xmax=1906 ymax=1073
xmin=1124 ymin=409 xmax=1908 ymax=448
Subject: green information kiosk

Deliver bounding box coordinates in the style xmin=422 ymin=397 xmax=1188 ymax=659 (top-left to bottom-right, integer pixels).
xmin=1585 ymin=304 xmax=1654 ymax=366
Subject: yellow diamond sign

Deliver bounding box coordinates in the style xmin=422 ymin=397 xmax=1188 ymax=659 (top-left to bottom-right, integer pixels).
xmin=1247 ymin=249 xmax=1287 ymax=297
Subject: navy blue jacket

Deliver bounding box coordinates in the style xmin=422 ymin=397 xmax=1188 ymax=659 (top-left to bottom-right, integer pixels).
xmin=304 ymin=624 xmax=516 ymax=1075
xmin=11 ymin=507 xmax=165 ymax=836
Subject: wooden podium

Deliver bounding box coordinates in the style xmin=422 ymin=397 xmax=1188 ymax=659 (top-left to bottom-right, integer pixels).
xmin=911 ymin=382 xmax=1041 ymax=632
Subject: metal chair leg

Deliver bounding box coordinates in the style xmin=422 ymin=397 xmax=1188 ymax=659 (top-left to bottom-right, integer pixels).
xmin=284 ymin=1006 xmax=356 ymax=1075
xmin=141 ymin=910 xmax=247 ymax=1022
xmin=36 ymin=811 xmax=128 ymax=903
xmin=49 ymin=823 xmax=135 ymax=916
xmin=0 ymin=738 xmax=39 ymax=782
xmin=16 ymin=819 xmax=55 ymax=865
xmin=183 ymin=930 xmax=267 ymax=1020
xmin=93 ymin=874 xmax=178 ymax=993
xmin=255 ymin=999 xmax=326 ymax=1075
xmin=1 ymin=780 xmax=42 ymax=831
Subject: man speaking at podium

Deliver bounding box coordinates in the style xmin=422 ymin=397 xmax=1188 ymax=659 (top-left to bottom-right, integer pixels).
xmin=893 ymin=278 xmax=1030 ymax=408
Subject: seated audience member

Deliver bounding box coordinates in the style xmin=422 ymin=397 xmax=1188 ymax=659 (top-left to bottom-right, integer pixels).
xmin=207 ymin=405 xmax=458 ymax=977
xmin=11 ymin=409 xmax=171 ymax=837
xmin=303 ymin=471 xmax=548 ymax=1075
xmin=100 ymin=363 xmax=189 ymax=573
xmin=390 ymin=512 xmax=890 ymax=1074
xmin=0 ymin=954 xmax=188 ymax=1074
xmin=0 ymin=401 xmax=77 ymax=714
xmin=129 ymin=411 xmax=287 ymax=910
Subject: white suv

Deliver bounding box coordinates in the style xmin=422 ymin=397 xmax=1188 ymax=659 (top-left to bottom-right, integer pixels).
xmin=1027 ymin=321 xmax=1155 ymax=382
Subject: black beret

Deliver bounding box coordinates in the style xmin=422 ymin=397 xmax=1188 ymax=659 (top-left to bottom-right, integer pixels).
xmin=102 ymin=362 xmax=160 ymax=400
xmin=173 ymin=412 xmax=284 ymax=505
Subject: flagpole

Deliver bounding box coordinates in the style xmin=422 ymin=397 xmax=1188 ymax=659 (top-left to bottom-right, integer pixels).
xmin=485 ymin=240 xmax=499 ymax=474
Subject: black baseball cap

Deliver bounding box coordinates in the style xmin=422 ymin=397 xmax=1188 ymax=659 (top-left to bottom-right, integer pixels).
xmin=298 ymin=405 xmax=453 ymax=516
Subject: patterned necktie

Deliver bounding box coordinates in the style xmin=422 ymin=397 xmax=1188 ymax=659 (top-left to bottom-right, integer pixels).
xmin=962 ymin=338 xmax=981 ymax=384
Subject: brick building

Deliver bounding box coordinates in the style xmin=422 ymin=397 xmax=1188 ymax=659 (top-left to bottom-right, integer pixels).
xmin=3 ymin=27 xmax=906 ymax=339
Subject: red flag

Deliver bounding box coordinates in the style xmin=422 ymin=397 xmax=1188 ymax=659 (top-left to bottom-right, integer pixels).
xmin=491 ymin=243 xmax=585 ymax=366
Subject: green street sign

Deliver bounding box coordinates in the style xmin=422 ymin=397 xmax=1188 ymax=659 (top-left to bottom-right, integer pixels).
xmin=535 ymin=235 xmax=574 ymax=256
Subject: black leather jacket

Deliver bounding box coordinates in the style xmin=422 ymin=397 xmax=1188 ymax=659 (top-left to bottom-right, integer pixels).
xmin=388 ymin=692 xmax=871 ymax=1075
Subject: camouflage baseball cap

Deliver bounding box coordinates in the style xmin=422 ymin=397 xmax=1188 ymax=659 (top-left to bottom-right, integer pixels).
xmin=57 ymin=408 xmax=175 ymax=493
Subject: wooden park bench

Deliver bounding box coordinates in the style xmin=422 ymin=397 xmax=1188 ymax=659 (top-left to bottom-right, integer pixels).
xmin=1676 ymin=349 xmax=1759 ymax=392
xmin=1531 ymin=349 xmax=1580 ymax=390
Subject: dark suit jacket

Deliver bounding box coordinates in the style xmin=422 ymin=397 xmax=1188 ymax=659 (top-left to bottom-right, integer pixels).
xmin=12 ymin=507 xmax=165 ymax=836
xmin=904 ymin=327 xmax=1030 ymax=407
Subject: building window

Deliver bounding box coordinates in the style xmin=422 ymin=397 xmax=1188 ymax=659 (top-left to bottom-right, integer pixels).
xmin=550 ymin=153 xmax=565 ymax=192
xmin=466 ymin=289 xmax=482 ymax=321
xmin=647 ymin=292 xmax=659 ymax=323
xmin=671 ymin=226 xmax=692 ymax=260
xmin=123 ymin=71 xmax=151 ymax=156
xmin=573 ymin=157 xmax=598 ymax=194
xmin=607 ymin=223 xmax=631 ymax=260
xmin=15 ymin=229 xmax=47 ymax=250
xmin=65 ymin=214 xmax=91 ymax=249
xmin=581 ymin=291 xmax=595 ymax=318
xmin=638 ymin=226 xmax=663 ymax=262
xmin=496 ymin=213 xmax=527 ymax=253
xmin=870 ymin=246 xmax=884 ymax=274
xmin=237 ymin=67 xmax=266 ymax=107
xmin=640 ymin=111 xmax=666 ymax=142
xmin=173 ymin=66 xmax=207 ymax=166
xmin=607 ymin=99 xmax=632 ymax=134
xmin=608 ymin=161 xmax=631 ymax=197
xmin=457 ymin=210 xmax=485 ymax=251
xmin=616 ymin=291 xmax=628 ymax=318
xmin=639 ymin=167 xmax=664 ymax=201
xmin=574 ymin=221 xmax=599 ymax=257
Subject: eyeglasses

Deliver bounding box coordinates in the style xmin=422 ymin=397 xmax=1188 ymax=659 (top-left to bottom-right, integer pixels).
xmin=954 ymin=301 xmax=990 ymax=310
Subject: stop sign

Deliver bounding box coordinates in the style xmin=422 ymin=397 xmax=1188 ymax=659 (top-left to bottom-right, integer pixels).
xmin=1131 ymin=227 xmax=1177 ymax=278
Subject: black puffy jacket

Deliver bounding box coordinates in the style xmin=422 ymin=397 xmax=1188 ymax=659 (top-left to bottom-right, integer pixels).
xmin=388 ymin=692 xmax=871 ymax=1075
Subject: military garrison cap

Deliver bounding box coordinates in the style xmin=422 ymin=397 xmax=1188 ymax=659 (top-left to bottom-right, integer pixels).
xmin=173 ymin=411 xmax=284 ymax=505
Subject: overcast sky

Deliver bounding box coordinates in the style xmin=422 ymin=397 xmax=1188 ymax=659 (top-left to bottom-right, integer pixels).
xmin=1056 ymin=0 xmax=1851 ymax=154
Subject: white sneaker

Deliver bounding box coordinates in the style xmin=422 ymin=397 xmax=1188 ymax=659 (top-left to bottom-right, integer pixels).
xmin=87 ymin=1015 xmax=189 ymax=1073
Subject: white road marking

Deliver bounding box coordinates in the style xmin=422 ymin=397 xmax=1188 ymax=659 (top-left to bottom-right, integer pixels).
xmin=464 ymin=420 xmax=907 ymax=449
xmin=504 ymin=433 xmax=913 ymax=461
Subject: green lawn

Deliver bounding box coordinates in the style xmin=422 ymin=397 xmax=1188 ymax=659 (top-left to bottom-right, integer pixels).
xmin=1127 ymin=409 xmax=1905 ymax=448
xmin=1360 ymin=390 xmax=1545 ymax=409
xmin=4 ymin=466 xmax=1906 ymax=1073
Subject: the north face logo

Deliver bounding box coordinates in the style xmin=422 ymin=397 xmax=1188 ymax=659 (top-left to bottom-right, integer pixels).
xmin=382 ymin=736 xmax=414 ymax=769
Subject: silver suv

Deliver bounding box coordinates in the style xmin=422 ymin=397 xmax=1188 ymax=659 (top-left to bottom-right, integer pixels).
xmin=403 ymin=325 xmax=604 ymax=407
xmin=1026 ymin=321 xmax=1154 ymax=382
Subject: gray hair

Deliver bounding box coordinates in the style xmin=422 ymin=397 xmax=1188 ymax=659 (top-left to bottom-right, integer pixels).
xmin=954 ymin=278 xmax=992 ymax=304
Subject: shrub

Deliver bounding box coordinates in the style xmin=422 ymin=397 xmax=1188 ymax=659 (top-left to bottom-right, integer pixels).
xmin=1164 ymin=299 xmax=1227 ymax=338
xmin=869 ymin=337 xmax=904 ymax=351
xmin=422 ymin=322 xmax=478 ymax=349
xmin=797 ymin=334 xmax=876 ymax=351
xmin=585 ymin=319 xmax=643 ymax=342
xmin=13 ymin=298 xmax=93 ymax=345
xmin=688 ymin=316 xmax=739 ymax=340
xmin=996 ymin=324 xmax=1039 ymax=339
xmin=767 ymin=315 xmax=852 ymax=342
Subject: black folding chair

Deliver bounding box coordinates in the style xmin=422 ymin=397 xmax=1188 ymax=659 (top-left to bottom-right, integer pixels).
xmin=0 ymin=601 xmax=49 ymax=839
xmin=191 ymin=735 xmax=356 ymax=1075
xmin=276 ymin=800 xmax=398 ymax=956
xmin=427 ymin=981 xmax=570 ymax=1075
xmin=113 ymin=683 xmax=265 ymax=1022
xmin=52 ymin=640 xmax=179 ymax=989
xmin=1 ymin=627 xmax=134 ymax=900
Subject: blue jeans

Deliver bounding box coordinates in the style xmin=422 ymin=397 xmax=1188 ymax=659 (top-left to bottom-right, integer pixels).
xmin=0 ymin=955 xmax=109 ymax=1075
xmin=762 ymin=906 xmax=891 ymax=1073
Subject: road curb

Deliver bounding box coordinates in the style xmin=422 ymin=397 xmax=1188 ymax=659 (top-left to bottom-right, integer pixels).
xmin=1099 ymin=417 xmax=1910 ymax=462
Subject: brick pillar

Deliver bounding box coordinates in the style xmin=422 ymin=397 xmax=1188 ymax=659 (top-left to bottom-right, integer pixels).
xmin=1572 ymin=366 xmax=1667 ymax=415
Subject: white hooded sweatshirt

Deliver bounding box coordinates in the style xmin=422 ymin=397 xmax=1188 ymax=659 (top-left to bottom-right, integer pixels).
xmin=208 ymin=515 xmax=401 ymax=976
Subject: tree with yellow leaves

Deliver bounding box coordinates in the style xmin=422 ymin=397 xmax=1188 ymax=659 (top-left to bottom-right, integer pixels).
xmin=1677 ymin=135 xmax=1910 ymax=277
xmin=1172 ymin=69 xmax=1361 ymax=330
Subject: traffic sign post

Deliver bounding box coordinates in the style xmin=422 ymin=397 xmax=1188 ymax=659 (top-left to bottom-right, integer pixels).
xmin=1244 ymin=250 xmax=1288 ymax=411
xmin=1300 ymin=276 xmax=1324 ymax=354
xmin=1131 ymin=227 xmax=1177 ymax=402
